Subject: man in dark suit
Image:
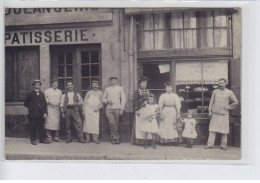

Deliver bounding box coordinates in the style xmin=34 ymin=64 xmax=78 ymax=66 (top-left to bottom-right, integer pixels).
xmin=24 ymin=79 xmax=49 ymax=145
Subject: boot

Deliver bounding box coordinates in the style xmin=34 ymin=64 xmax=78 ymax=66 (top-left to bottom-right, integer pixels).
xmin=144 ymin=140 xmax=148 ymax=149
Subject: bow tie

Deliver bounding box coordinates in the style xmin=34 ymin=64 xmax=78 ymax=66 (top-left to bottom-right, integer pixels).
xmin=35 ymin=90 xmax=40 ymax=93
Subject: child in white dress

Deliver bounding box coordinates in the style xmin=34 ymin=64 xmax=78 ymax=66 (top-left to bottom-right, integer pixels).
xmin=139 ymin=94 xmax=159 ymax=149
xmin=182 ymin=110 xmax=197 ymax=148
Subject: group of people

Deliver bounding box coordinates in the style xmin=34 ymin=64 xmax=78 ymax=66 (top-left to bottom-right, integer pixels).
xmin=130 ymin=77 xmax=238 ymax=150
xmin=24 ymin=76 xmax=238 ymax=151
xmin=24 ymin=76 xmax=126 ymax=145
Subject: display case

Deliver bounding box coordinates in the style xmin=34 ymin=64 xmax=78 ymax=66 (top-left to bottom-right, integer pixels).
xmin=175 ymin=60 xmax=229 ymax=113
xmin=177 ymin=84 xmax=218 ymax=113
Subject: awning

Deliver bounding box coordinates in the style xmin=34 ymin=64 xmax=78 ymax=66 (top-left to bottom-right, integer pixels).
xmin=176 ymin=60 xmax=228 ymax=85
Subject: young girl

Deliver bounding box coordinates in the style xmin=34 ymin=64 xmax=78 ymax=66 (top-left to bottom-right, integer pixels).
xmin=182 ymin=110 xmax=197 ymax=148
xmin=139 ymin=94 xmax=159 ymax=149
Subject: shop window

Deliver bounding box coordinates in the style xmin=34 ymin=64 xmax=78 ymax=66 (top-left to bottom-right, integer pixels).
xmin=81 ymin=50 xmax=100 ymax=97
xmin=5 ymin=47 xmax=39 ymax=102
xmin=56 ymin=52 xmax=73 ymax=91
xmin=139 ymin=10 xmax=231 ymax=51
xmin=176 ymin=60 xmax=229 ymax=113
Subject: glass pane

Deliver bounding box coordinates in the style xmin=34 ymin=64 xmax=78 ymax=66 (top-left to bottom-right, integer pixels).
xmin=66 ymin=52 xmax=72 ymax=64
xmin=143 ymin=14 xmax=154 ymax=30
xmin=82 ymin=65 xmax=90 ymax=77
xmin=214 ymin=28 xmax=227 ymax=48
xmin=58 ymin=53 xmax=64 ymax=65
xmin=59 ymin=79 xmax=65 ymax=91
xmin=214 ymin=10 xmax=227 ymax=27
xmin=57 ymin=66 xmax=64 ymax=77
xmin=90 ymin=51 xmax=99 ymax=63
xmin=91 ymin=65 xmax=99 ymax=76
xmin=82 ymin=78 xmax=90 ymax=90
xmin=66 ymin=66 xmax=73 ymax=77
xmin=81 ymin=51 xmax=89 ymax=63
xmin=142 ymin=31 xmax=154 ymax=50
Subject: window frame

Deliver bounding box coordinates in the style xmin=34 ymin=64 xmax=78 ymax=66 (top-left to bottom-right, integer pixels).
xmin=137 ymin=10 xmax=233 ymax=58
xmin=51 ymin=44 xmax=101 ymax=97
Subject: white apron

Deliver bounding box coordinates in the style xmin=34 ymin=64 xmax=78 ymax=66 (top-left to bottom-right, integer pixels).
xmin=83 ymin=95 xmax=101 ymax=134
xmin=45 ymin=105 xmax=60 ymax=130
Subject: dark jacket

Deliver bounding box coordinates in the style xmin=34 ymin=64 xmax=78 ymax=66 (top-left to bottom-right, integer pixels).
xmin=133 ymin=89 xmax=150 ymax=111
xmin=24 ymin=90 xmax=47 ymax=118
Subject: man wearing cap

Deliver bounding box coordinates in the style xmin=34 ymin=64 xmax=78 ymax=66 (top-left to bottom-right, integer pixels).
xmin=60 ymin=80 xmax=85 ymax=143
xmin=44 ymin=79 xmax=62 ymax=143
xmin=205 ymin=78 xmax=238 ymax=150
xmin=24 ymin=79 xmax=48 ymax=145
xmin=103 ymin=76 xmax=126 ymax=144
xmin=83 ymin=79 xmax=103 ymax=144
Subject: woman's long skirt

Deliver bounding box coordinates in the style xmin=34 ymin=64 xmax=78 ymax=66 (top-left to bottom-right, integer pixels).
xmin=158 ymin=106 xmax=179 ymax=143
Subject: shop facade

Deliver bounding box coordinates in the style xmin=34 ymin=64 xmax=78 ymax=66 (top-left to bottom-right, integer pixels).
xmin=5 ymin=8 xmax=241 ymax=146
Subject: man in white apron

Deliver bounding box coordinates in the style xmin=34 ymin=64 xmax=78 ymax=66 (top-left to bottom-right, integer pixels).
xmin=83 ymin=79 xmax=103 ymax=143
xmin=205 ymin=78 xmax=238 ymax=150
xmin=44 ymin=78 xmax=62 ymax=143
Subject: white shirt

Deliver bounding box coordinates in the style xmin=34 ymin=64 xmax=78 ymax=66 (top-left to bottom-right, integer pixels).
xmin=44 ymin=88 xmax=62 ymax=106
xmin=103 ymin=85 xmax=126 ymax=110
xmin=60 ymin=91 xmax=83 ymax=107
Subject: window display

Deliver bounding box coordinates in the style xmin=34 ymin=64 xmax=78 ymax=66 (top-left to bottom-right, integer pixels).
xmin=176 ymin=60 xmax=229 ymax=113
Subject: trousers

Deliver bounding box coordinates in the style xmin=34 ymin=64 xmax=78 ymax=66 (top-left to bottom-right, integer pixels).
xmin=46 ymin=130 xmax=59 ymax=141
xmin=65 ymin=109 xmax=83 ymax=140
xmin=106 ymin=108 xmax=120 ymax=140
xmin=29 ymin=116 xmax=45 ymax=142
xmin=207 ymin=132 xmax=228 ymax=148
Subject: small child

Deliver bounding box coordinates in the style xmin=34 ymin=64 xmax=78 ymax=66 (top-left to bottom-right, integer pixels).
xmin=182 ymin=110 xmax=197 ymax=148
xmin=139 ymin=94 xmax=159 ymax=149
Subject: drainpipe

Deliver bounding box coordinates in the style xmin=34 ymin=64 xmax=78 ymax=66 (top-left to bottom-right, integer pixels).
xmin=128 ymin=15 xmax=135 ymax=113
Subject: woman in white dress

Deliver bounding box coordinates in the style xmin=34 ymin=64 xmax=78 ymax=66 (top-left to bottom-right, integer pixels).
xmin=158 ymin=81 xmax=181 ymax=144
xmin=83 ymin=80 xmax=103 ymax=144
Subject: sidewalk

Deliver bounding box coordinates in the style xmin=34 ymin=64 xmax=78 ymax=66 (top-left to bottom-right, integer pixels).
xmin=5 ymin=137 xmax=241 ymax=160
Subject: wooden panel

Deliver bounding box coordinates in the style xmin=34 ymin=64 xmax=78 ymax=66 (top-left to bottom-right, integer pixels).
xmin=5 ymin=50 xmax=14 ymax=101
xmin=230 ymin=59 xmax=241 ymax=115
xmin=17 ymin=49 xmax=39 ymax=100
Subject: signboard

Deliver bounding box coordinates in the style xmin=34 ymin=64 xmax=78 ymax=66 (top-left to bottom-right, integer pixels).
xmin=5 ymin=8 xmax=112 ymax=26
xmin=176 ymin=60 xmax=228 ymax=84
xmin=5 ymin=29 xmax=89 ymax=45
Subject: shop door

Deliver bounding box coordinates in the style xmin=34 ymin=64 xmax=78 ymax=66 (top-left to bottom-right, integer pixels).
xmin=139 ymin=62 xmax=172 ymax=101
xmin=5 ymin=47 xmax=39 ymax=102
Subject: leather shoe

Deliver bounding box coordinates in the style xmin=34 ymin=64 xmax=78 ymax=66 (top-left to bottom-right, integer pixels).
xmin=221 ymin=146 xmax=227 ymax=151
xmin=93 ymin=139 xmax=100 ymax=144
xmin=40 ymin=140 xmax=50 ymax=144
xmin=115 ymin=139 xmax=120 ymax=145
xmin=53 ymin=139 xmax=62 ymax=142
xmin=86 ymin=139 xmax=91 ymax=143
xmin=31 ymin=140 xmax=37 ymax=145
xmin=65 ymin=139 xmax=72 ymax=143
xmin=204 ymin=146 xmax=213 ymax=149
xmin=78 ymin=139 xmax=86 ymax=144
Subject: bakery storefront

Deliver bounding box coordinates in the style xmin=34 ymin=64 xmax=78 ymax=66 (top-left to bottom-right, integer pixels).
xmin=126 ymin=8 xmax=241 ymax=146
xmin=5 ymin=8 xmax=132 ymax=141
